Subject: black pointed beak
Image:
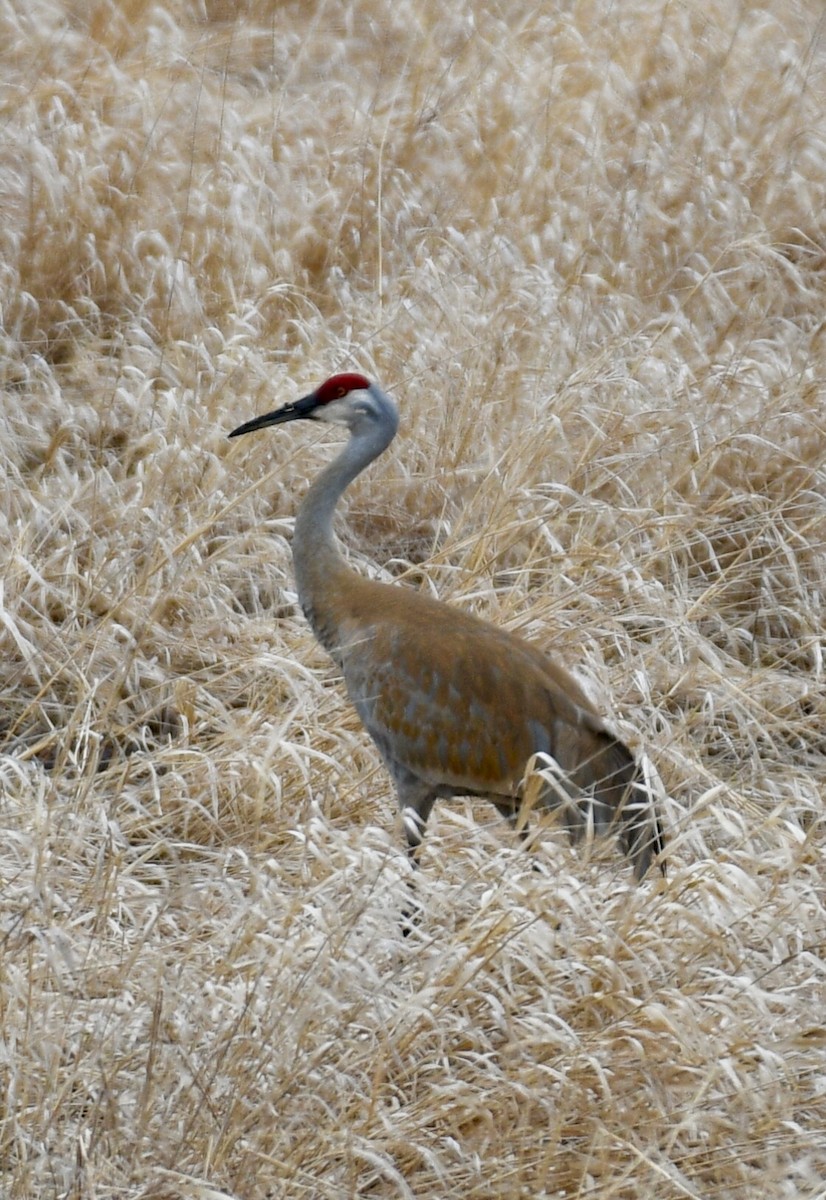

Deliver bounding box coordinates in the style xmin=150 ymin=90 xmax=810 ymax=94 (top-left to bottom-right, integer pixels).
xmin=228 ymin=391 xmax=318 ymax=438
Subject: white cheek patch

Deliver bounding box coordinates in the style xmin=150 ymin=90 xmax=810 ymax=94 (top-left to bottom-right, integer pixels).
xmin=314 ymin=398 xmax=351 ymax=423
xmin=315 ymin=389 xmax=372 ymax=424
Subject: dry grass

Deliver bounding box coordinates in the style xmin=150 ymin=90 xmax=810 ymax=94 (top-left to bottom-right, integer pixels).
xmin=2 ymin=0 xmax=825 ymax=1196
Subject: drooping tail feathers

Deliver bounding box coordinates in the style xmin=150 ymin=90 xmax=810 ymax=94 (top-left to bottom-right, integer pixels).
xmin=533 ymin=727 xmax=666 ymax=880
xmin=585 ymin=731 xmax=666 ymax=881
xmin=616 ymin=763 xmax=667 ymax=881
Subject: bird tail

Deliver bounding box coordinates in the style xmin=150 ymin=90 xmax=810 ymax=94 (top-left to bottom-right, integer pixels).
xmin=532 ymin=727 xmax=666 ymax=880
xmin=584 ymin=731 xmax=666 ymax=880
xmin=614 ymin=759 xmax=667 ymax=882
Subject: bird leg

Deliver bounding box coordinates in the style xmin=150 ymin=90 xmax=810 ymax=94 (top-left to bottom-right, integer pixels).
xmin=493 ymin=801 xmax=544 ymax=869
xmin=398 ymin=789 xmax=437 ymax=935
xmin=402 ymin=804 xmax=429 ymax=867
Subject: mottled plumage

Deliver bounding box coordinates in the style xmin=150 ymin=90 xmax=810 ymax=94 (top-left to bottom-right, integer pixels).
xmin=230 ymin=374 xmax=665 ymax=882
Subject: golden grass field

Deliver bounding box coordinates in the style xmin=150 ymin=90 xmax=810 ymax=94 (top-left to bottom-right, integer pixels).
xmin=2 ymin=0 xmax=825 ymax=1196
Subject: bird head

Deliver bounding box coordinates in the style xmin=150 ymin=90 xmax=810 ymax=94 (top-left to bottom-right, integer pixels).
xmin=228 ymin=373 xmax=398 ymax=440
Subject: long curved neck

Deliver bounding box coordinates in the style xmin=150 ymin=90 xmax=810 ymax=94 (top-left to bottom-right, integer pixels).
xmin=293 ymin=420 xmax=395 ymax=652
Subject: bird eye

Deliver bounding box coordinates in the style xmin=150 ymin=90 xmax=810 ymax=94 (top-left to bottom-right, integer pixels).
xmin=335 ymin=386 xmax=347 ymax=398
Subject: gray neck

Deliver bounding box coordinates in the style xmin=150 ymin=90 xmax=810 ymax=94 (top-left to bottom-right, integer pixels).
xmin=292 ymin=417 xmax=396 ymax=620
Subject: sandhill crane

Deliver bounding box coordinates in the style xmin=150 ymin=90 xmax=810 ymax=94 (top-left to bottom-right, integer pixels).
xmin=229 ymin=373 xmax=665 ymax=886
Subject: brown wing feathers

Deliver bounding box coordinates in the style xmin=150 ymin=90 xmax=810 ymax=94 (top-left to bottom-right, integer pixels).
xmin=336 ymin=580 xmax=665 ymax=877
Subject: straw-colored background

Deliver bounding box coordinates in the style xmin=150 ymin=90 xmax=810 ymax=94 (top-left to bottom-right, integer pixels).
xmin=2 ymin=1 xmax=824 ymax=1196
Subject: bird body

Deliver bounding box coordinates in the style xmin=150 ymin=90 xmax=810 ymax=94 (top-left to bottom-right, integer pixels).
xmin=230 ymin=374 xmax=665 ymax=881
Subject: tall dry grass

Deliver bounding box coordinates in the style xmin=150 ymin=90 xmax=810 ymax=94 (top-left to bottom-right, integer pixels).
xmin=1 ymin=0 xmax=825 ymax=1196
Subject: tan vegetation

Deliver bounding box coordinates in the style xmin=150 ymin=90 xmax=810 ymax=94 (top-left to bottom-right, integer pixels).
xmin=1 ymin=1 xmax=825 ymax=1196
